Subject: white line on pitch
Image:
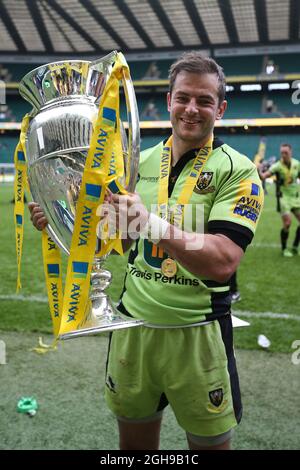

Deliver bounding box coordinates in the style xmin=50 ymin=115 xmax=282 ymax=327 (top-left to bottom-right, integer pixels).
xmin=233 ymin=309 xmax=300 ymax=322
xmin=251 ymin=242 xmax=281 ymax=248
xmin=0 ymin=294 xmax=48 ymax=303
xmin=0 ymin=295 xmax=298 ymax=322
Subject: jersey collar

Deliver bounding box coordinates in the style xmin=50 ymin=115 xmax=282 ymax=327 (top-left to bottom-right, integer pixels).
xmin=167 ymin=137 xmax=224 ymax=196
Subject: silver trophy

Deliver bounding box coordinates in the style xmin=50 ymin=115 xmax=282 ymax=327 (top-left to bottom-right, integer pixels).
xmin=19 ymin=51 xmax=144 ymax=339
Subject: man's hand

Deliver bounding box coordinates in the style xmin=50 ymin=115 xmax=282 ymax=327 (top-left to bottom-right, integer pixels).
xmin=258 ymin=164 xmax=271 ymax=181
xmin=109 ymin=192 xmax=149 ymax=238
xmin=28 ymin=202 xmax=48 ymax=231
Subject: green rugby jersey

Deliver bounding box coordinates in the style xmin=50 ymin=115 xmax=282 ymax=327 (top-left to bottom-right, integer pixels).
xmin=269 ymin=158 xmax=300 ymax=198
xmin=118 ymin=138 xmax=263 ymax=326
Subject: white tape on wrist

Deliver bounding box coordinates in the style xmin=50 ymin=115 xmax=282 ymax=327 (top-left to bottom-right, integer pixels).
xmin=140 ymin=213 xmax=170 ymax=244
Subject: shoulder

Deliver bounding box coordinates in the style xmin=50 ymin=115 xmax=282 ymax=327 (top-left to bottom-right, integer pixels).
xmin=140 ymin=141 xmax=163 ymax=165
xmin=221 ymin=143 xmax=256 ymax=170
xmin=269 ymin=160 xmax=281 ymax=172
xmin=211 ymin=143 xmax=258 ymax=182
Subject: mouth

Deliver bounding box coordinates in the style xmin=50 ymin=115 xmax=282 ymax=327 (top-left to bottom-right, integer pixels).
xmin=180 ymin=118 xmax=201 ymax=125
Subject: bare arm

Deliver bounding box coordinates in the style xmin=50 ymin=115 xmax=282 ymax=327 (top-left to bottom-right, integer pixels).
xmin=158 ymin=225 xmax=243 ymax=283
xmin=259 ymin=169 xmax=272 ymax=181
xmin=110 ymin=192 xmax=244 ymax=282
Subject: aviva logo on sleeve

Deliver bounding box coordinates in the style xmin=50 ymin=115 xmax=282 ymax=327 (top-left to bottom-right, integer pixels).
xmin=232 ymin=180 xmax=263 ymax=226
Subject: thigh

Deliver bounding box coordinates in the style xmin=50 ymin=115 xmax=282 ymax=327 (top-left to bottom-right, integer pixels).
xmin=164 ymin=317 xmax=241 ymax=438
xmin=105 ymin=327 xmax=168 ymax=420
xmin=118 ymin=415 xmax=163 ymax=450
xmin=280 ymin=196 xmax=292 ymax=219
xmin=282 ymin=212 xmax=292 ymax=227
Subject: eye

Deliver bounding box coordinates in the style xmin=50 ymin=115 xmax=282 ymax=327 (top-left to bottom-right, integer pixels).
xmin=175 ymin=95 xmax=188 ymax=103
xmin=198 ymin=99 xmax=213 ymax=106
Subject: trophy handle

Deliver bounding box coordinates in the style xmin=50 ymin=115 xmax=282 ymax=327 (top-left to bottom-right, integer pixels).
xmin=90 ymin=52 xmax=140 ymax=194
xmin=121 ymin=69 xmax=140 ymax=193
xmin=47 ymin=224 xmax=70 ymax=255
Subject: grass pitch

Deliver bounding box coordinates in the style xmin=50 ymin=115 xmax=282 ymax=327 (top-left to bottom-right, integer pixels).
xmin=0 ymin=331 xmax=299 ymax=450
xmin=0 ymin=182 xmax=299 ymax=450
xmin=0 ymin=182 xmax=299 ymax=353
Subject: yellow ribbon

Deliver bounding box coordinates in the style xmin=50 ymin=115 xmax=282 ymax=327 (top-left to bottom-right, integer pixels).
xmin=42 ymin=231 xmax=63 ymax=336
xmin=27 ymin=232 xmax=62 ymax=354
xmin=57 ymin=52 xmax=129 ymax=336
xmin=16 ymin=53 xmax=130 ymax=341
xmin=157 ymin=134 xmax=214 ymax=228
xmin=30 ymin=336 xmax=58 ymax=355
xmin=13 ymin=114 xmax=30 ymax=292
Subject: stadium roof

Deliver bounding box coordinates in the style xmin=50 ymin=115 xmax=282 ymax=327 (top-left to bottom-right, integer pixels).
xmin=0 ymin=0 xmax=299 ymax=58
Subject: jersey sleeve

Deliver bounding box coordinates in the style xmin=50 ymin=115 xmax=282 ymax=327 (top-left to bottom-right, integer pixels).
xmin=269 ymin=161 xmax=280 ymax=175
xmin=208 ymin=163 xmax=264 ymax=250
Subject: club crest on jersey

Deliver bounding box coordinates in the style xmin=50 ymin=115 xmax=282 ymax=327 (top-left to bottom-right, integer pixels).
xmin=194 ymin=171 xmax=215 ymax=194
xmin=209 ymin=388 xmax=223 ymax=407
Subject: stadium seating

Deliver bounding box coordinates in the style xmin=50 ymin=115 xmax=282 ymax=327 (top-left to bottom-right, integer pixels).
xmin=1 ymin=53 xmax=300 ymax=165
xmin=0 ymin=135 xmax=18 ymax=164
xmin=6 ymin=91 xmax=299 ymax=122
xmin=1 ymin=53 xmax=300 ymax=83
xmin=268 ymin=53 xmax=300 ymax=73
xmin=217 ymin=55 xmax=264 ymax=76
xmin=141 ymin=133 xmax=300 ymax=158
xmin=128 ymin=54 xmax=300 ymax=80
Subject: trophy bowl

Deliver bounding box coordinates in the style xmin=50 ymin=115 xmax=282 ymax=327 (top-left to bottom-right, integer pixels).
xmin=19 ymin=51 xmax=144 ymax=339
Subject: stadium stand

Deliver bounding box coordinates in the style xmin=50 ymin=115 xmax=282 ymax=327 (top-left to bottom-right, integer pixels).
xmin=218 ymin=55 xmax=264 ymax=76
xmin=3 ymin=52 xmax=298 ymax=84
xmin=1 ymin=53 xmax=300 ymax=167
xmin=0 ymin=135 xmax=17 ymax=164
xmin=267 ymin=53 xmax=300 ymax=73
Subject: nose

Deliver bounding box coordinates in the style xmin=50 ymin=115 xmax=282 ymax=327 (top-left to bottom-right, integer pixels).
xmin=185 ymin=98 xmax=198 ymax=114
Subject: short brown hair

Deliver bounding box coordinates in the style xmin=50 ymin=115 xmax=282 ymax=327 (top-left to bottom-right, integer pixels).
xmin=280 ymin=143 xmax=292 ymax=149
xmin=168 ymin=51 xmax=226 ymax=104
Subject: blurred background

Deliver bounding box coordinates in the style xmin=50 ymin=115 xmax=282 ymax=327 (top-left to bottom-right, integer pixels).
xmin=1 ymin=0 xmax=300 ymax=178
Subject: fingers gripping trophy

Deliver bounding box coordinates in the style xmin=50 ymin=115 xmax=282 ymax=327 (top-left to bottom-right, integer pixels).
xmin=19 ymin=51 xmax=144 ymax=339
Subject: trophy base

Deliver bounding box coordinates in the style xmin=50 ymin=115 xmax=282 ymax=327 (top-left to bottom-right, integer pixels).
xmin=59 ymin=294 xmax=144 ymax=340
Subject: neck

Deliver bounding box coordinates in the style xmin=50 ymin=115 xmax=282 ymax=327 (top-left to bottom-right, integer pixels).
xmin=171 ymin=134 xmax=211 ymax=166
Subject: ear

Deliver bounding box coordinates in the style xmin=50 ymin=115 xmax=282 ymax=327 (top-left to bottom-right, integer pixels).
xmin=216 ymin=100 xmax=227 ymax=120
xmin=167 ymin=92 xmax=171 ymax=112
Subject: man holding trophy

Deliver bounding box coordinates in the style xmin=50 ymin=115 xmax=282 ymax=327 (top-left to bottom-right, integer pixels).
xmin=27 ymin=52 xmax=263 ymax=450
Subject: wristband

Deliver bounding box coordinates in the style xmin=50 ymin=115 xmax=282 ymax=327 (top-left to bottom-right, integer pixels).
xmin=140 ymin=213 xmax=170 ymax=244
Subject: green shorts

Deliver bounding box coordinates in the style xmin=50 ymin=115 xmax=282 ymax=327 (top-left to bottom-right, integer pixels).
xmin=105 ymin=315 xmax=242 ymax=437
xmin=280 ymin=195 xmax=300 ymax=215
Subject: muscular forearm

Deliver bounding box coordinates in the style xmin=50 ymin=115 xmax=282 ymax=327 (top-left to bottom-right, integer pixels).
xmin=158 ymin=224 xmax=243 ymax=282
xmin=108 ymin=192 xmax=243 ymax=280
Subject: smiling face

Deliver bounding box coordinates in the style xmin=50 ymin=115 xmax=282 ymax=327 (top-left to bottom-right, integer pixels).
xmin=167 ymin=71 xmax=227 ymax=154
